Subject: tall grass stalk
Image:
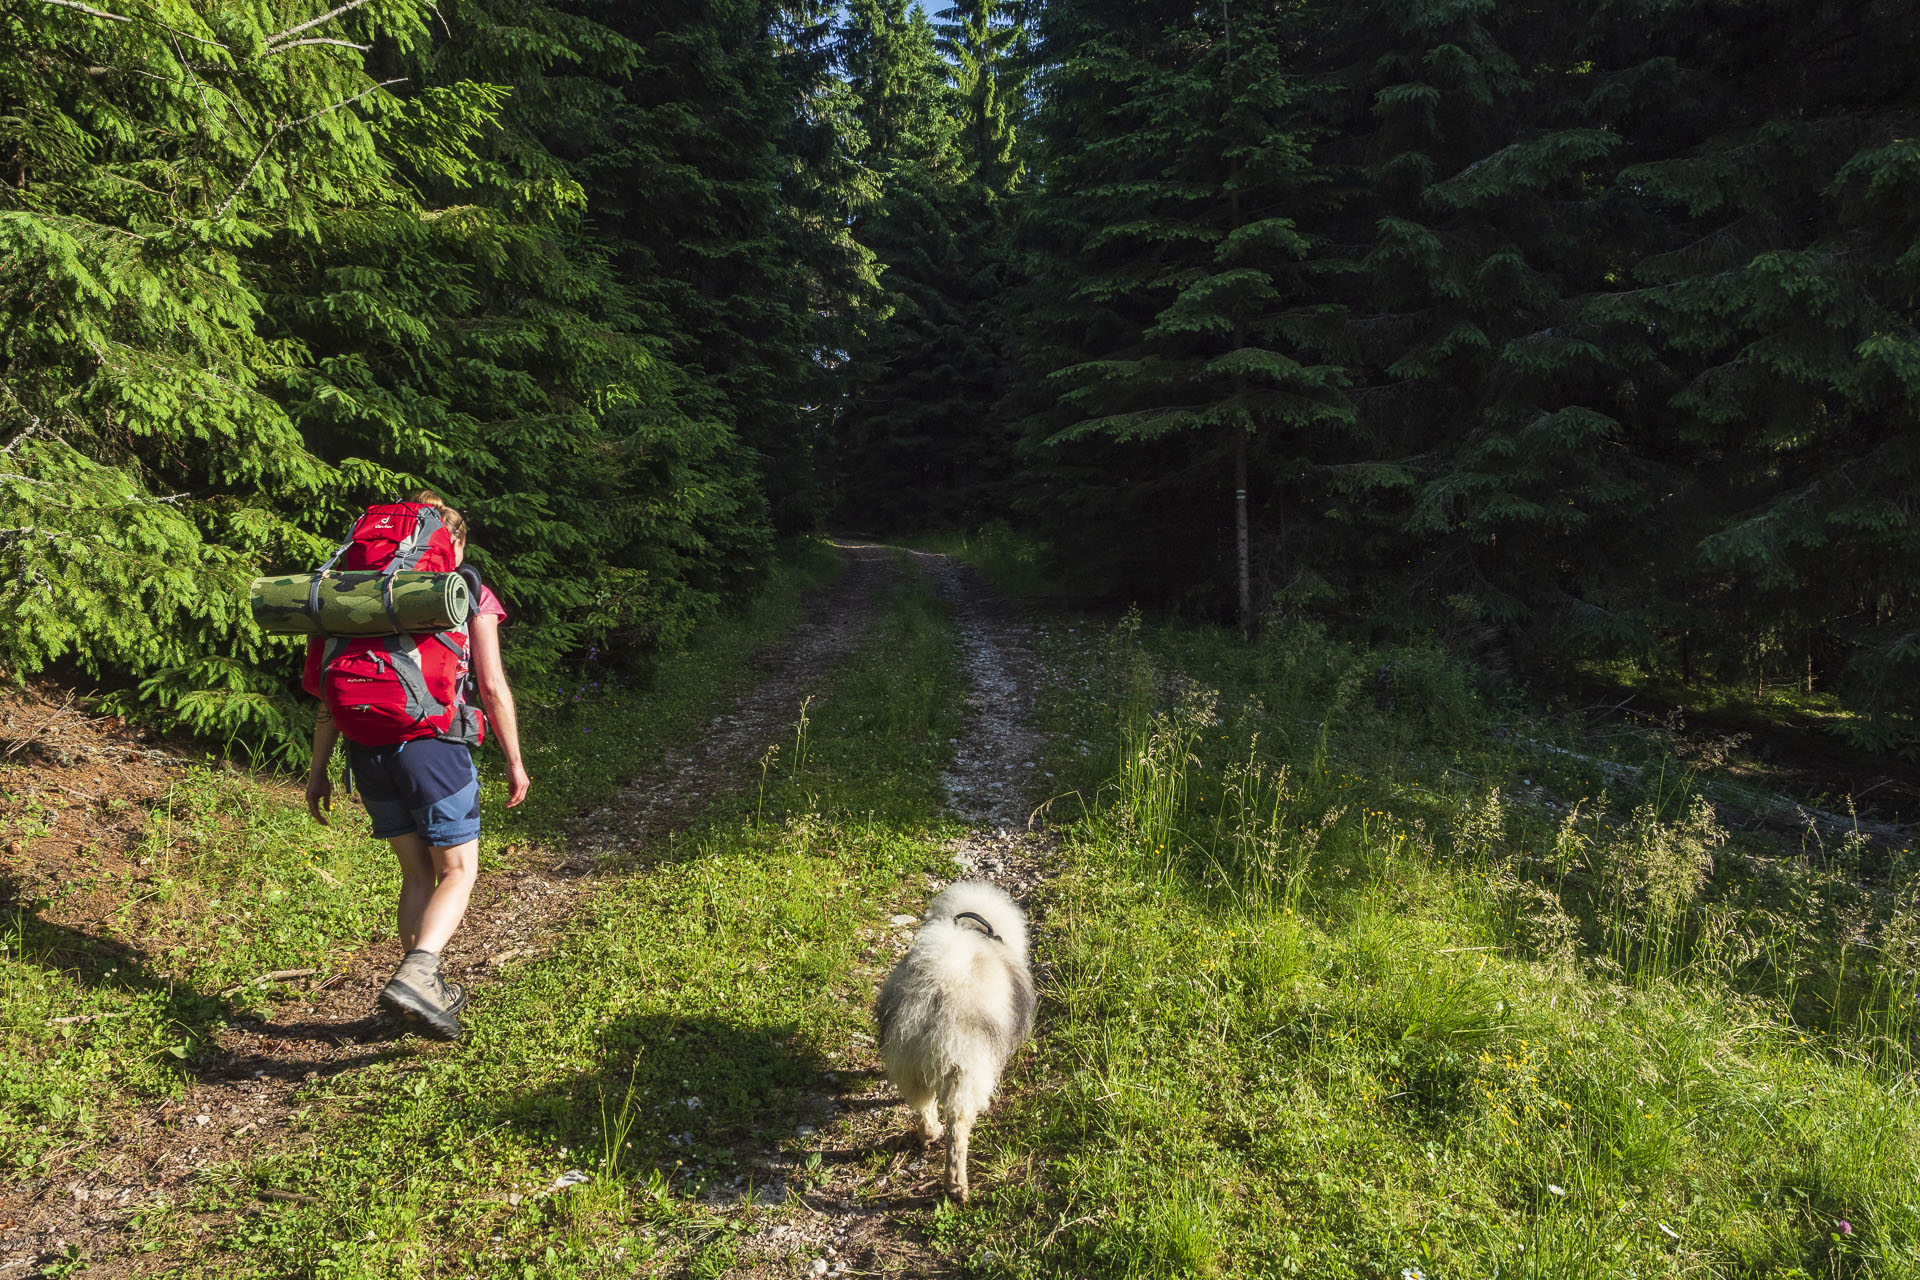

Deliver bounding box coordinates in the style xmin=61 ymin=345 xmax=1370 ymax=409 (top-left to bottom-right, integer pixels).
xmin=1862 ymin=870 xmax=1920 ymax=1073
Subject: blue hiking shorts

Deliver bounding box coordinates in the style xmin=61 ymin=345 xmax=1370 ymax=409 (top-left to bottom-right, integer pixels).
xmin=348 ymin=737 xmax=480 ymax=847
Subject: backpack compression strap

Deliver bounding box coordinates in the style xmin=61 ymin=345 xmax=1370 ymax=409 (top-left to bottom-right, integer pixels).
xmin=380 ymin=634 xmax=448 ymax=727
xmin=378 ymin=505 xmax=446 ymax=632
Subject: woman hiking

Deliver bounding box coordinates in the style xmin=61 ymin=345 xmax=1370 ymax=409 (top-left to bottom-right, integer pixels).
xmin=302 ymin=490 xmax=530 ymax=1040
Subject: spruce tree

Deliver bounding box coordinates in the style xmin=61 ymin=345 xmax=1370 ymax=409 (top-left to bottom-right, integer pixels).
xmin=829 ymin=0 xmax=1030 ymax=531
xmin=0 ymin=0 xmax=505 ymax=743
xmin=1 ymin=0 xmax=795 ymax=752
xmin=1596 ymin=0 xmax=1920 ymax=743
xmin=576 ymin=0 xmax=823 ymax=534
xmin=1017 ymin=0 xmax=1349 ymax=626
xmin=935 ymin=0 xmax=1028 ymax=196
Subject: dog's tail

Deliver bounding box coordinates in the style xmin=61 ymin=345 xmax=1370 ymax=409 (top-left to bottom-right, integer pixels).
xmin=923 ymin=880 xmax=1029 ymax=961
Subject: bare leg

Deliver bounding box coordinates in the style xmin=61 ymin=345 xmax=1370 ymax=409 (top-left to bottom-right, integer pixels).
xmin=415 ymin=839 xmax=478 ymax=955
xmin=946 ymin=1114 xmax=973 ymax=1204
xmin=391 ymin=833 xmax=436 ymax=951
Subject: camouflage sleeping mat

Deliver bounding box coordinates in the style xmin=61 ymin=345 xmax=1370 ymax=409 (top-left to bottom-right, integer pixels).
xmin=249 ymin=570 xmax=470 ymax=636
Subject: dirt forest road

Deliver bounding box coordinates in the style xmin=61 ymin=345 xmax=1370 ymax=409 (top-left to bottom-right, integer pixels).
xmin=727 ymin=548 xmax=1062 ymax=1279
xmin=2 ymin=544 xmax=904 ymax=1276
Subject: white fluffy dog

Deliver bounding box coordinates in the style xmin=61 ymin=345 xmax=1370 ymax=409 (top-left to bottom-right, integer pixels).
xmin=875 ymin=880 xmax=1034 ymax=1203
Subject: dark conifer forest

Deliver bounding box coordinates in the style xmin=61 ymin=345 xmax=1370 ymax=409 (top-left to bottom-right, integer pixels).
xmin=4 ymin=0 xmax=1918 ymax=754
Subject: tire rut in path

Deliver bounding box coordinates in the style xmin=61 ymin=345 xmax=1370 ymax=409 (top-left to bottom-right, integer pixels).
xmin=727 ymin=549 xmax=1063 ymax=1279
xmin=0 ymin=543 xmax=900 ymax=1279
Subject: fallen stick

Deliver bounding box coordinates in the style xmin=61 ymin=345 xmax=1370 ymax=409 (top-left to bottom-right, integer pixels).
xmin=220 ymin=968 xmax=320 ymax=996
xmin=2 ymin=690 xmax=77 ymax=760
xmin=1516 ymin=738 xmax=1912 ymax=844
xmin=1516 ymin=738 xmax=1642 ymax=782
xmin=252 ymin=968 xmax=319 ymax=985
xmin=47 ymin=1011 xmax=130 ymax=1026
xmin=1042 ymin=1212 xmax=1102 ymax=1251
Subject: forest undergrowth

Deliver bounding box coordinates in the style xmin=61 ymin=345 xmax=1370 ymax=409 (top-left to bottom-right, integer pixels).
xmin=945 ymin=582 xmax=1920 ymax=1278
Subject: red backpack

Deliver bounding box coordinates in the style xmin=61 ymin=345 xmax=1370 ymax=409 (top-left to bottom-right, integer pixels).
xmin=304 ymin=503 xmax=487 ymax=748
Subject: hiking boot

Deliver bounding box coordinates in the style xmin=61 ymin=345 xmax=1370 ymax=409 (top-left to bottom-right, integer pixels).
xmin=378 ymin=950 xmax=464 ymax=1041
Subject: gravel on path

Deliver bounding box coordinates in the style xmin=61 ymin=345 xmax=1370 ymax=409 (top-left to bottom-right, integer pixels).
xmin=727 ymin=549 xmax=1064 ymax=1279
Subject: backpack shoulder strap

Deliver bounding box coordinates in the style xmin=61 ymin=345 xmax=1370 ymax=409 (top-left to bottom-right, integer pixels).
xmin=387 ymin=504 xmax=446 ymax=574
xmin=309 ymin=514 xmax=363 ymax=632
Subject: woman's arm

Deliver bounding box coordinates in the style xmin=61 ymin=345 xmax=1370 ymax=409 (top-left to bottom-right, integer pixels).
xmin=306 ymin=705 xmax=341 ymax=823
xmin=469 ymin=613 xmax=531 ymax=807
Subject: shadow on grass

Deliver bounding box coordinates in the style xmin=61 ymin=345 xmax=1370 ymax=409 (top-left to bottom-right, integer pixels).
xmin=2 ymin=870 xmax=227 ymax=1034
xmin=492 ymin=1012 xmax=835 ymax=1183
xmin=2 ymin=871 xmax=419 ymax=1091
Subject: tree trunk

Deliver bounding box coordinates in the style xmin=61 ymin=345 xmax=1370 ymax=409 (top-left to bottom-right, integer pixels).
xmin=1223 ymin=1 xmax=1253 ymax=637
xmin=1235 ymin=426 xmax=1251 ymax=636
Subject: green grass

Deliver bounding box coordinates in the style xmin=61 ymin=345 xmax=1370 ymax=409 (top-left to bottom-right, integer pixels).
xmin=137 ymin=554 xmax=968 ymax=1277
xmin=0 ymin=541 xmax=841 ymax=1180
xmin=911 ymin=523 xmax=1056 ymax=600
xmin=955 ymin=613 xmax=1920 ymax=1280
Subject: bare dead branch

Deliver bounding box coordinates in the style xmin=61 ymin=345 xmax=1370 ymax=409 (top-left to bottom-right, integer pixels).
xmin=38 ymin=0 xmax=129 ymax=21
xmin=285 ymin=75 xmax=402 ymax=129
xmin=47 ymin=1011 xmax=131 ymax=1026
xmin=263 ymin=0 xmax=375 ymax=50
xmin=212 ymin=78 xmax=402 ymax=220
xmin=38 ymin=0 xmax=229 ymax=48
xmin=263 ymin=36 xmax=371 ymax=54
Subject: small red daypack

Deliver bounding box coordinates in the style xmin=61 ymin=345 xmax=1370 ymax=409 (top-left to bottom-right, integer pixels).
xmin=302 ymin=503 xmax=487 ymax=748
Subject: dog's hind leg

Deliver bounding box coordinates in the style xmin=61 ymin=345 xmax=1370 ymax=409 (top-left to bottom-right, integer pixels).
xmin=938 ymin=1065 xmax=974 ymax=1203
xmin=899 ymin=1076 xmax=943 ymax=1143
xmin=945 ymin=1111 xmax=974 ymax=1204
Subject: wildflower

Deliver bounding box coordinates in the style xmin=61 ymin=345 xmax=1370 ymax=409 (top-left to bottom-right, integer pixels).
xmin=1657 ymin=1223 xmax=1679 ymax=1241
xmin=1838 ymin=1220 xmax=1852 ymax=1236
xmin=1547 ymin=1184 xmax=1565 ymax=1197
xmin=1402 ymin=1271 xmax=1425 ymax=1280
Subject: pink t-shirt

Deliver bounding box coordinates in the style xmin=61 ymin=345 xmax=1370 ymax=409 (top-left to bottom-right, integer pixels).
xmin=474 ymin=584 xmax=507 ymax=624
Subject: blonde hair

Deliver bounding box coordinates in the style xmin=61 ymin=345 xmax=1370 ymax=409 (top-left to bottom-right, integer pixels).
xmin=412 ymin=489 xmax=468 ymax=546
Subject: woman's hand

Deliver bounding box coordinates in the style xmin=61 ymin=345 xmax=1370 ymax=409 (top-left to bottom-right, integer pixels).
xmin=306 ymin=771 xmax=333 ymax=824
xmin=308 ymin=704 xmax=341 ymax=825
xmin=470 ymin=612 xmax=530 ymax=809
